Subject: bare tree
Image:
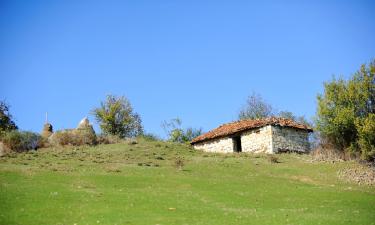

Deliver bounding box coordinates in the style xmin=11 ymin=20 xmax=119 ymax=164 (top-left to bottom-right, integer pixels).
xmin=238 ymin=92 xmax=274 ymax=120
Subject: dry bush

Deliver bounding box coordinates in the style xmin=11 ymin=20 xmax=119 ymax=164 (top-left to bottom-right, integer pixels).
xmin=310 ymin=147 xmax=344 ymax=161
xmin=37 ymin=137 xmax=51 ymax=149
xmin=268 ymin=155 xmax=279 ymax=163
xmin=127 ymin=138 xmax=138 ymax=145
xmin=310 ymin=139 xmax=361 ymax=162
xmin=97 ymin=135 xmax=138 ymax=145
xmin=174 ymin=157 xmax=185 ymax=170
xmin=49 ymin=130 xmax=73 ymax=146
xmin=74 ymin=127 xmax=97 ymax=145
xmin=97 ymin=134 xmax=129 ymax=145
xmin=50 ymin=128 xmax=97 ymax=146
xmin=0 ymin=141 xmax=11 ymax=156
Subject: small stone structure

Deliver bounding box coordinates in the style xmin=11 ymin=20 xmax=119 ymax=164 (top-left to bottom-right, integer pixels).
xmin=191 ymin=117 xmax=313 ymax=154
xmin=48 ymin=117 xmax=97 ymax=145
xmin=41 ymin=123 xmax=53 ymax=138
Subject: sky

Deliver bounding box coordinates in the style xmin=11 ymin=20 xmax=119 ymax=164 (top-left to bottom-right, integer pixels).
xmin=1 ymin=0 xmax=374 ymax=137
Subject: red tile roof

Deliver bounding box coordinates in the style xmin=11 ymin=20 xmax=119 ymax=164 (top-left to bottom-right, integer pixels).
xmin=191 ymin=117 xmax=313 ymax=144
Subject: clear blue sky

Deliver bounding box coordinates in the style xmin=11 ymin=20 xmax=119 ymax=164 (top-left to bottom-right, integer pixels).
xmin=1 ymin=0 xmax=374 ymax=137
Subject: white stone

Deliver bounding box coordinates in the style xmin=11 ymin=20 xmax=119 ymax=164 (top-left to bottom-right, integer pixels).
xmin=77 ymin=117 xmax=90 ymax=129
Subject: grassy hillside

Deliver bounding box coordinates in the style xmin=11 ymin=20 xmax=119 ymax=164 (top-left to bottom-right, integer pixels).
xmin=0 ymin=138 xmax=374 ymax=225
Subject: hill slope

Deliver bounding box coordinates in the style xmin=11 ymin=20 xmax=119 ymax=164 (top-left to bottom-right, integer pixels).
xmin=0 ymin=138 xmax=374 ymax=225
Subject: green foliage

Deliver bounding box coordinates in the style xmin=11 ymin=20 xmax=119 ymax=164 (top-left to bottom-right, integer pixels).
xmin=92 ymin=95 xmax=143 ymax=138
xmin=1 ymin=130 xmax=41 ymax=152
xmin=356 ymin=114 xmax=375 ymax=159
xmin=0 ymin=101 xmax=18 ymax=135
xmin=316 ymin=60 xmax=375 ymax=160
xmin=239 ymin=92 xmax=274 ymax=120
xmin=162 ymin=118 xmax=202 ymax=143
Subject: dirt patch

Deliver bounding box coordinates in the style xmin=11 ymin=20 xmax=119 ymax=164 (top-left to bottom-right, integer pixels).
xmin=290 ymin=175 xmax=318 ymax=185
xmin=337 ymin=164 xmax=375 ymax=186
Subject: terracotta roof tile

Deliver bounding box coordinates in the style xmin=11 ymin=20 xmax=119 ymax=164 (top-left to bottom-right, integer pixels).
xmin=191 ymin=117 xmax=313 ymax=144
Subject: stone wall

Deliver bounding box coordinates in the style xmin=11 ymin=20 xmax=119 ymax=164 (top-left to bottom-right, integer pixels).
xmin=241 ymin=125 xmax=273 ymax=153
xmin=193 ymin=136 xmax=234 ymax=153
xmin=271 ymin=126 xmax=310 ymax=153
xmin=193 ymin=125 xmax=310 ymax=154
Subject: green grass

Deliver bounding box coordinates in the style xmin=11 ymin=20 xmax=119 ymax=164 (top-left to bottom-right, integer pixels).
xmin=0 ymin=138 xmax=374 ymax=225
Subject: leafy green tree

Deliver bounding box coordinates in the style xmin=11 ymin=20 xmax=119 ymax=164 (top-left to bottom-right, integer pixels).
xmin=239 ymin=92 xmax=274 ymax=120
xmin=316 ymin=60 xmax=375 ymax=160
xmin=92 ymin=95 xmax=143 ymax=138
xmin=0 ymin=101 xmax=18 ymax=135
xmin=356 ymin=114 xmax=375 ymax=159
xmin=162 ymin=118 xmax=202 ymax=143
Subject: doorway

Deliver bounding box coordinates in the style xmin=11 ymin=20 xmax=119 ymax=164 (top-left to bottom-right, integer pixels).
xmin=232 ymin=136 xmax=242 ymax=152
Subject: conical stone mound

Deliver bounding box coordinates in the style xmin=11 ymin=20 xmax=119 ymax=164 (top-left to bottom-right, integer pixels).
xmin=75 ymin=117 xmax=97 ymax=145
xmin=41 ymin=123 xmax=53 ymax=138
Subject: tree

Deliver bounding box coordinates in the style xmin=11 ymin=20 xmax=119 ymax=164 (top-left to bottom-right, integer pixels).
xmin=162 ymin=118 xmax=202 ymax=143
xmin=239 ymin=92 xmax=274 ymax=120
xmin=316 ymin=60 xmax=375 ymax=160
xmin=0 ymin=100 xmax=18 ymax=135
xmin=278 ymin=110 xmax=311 ymax=126
xmin=278 ymin=110 xmax=295 ymax=120
xmin=92 ymin=95 xmax=143 ymax=138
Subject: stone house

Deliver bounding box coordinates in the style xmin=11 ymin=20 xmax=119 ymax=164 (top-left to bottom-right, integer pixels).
xmin=191 ymin=117 xmax=313 ymax=154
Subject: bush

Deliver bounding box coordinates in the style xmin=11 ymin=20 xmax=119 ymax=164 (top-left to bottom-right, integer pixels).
xmin=1 ymin=130 xmax=41 ymax=152
xmin=92 ymin=95 xmax=143 ymax=138
xmin=139 ymin=133 xmax=160 ymax=142
xmin=268 ymin=155 xmax=279 ymax=163
xmin=75 ymin=126 xmax=97 ymax=145
xmin=50 ymin=128 xmax=97 ymax=146
xmin=0 ymin=101 xmax=18 ymax=134
xmin=97 ymin=134 xmax=123 ymax=144
xmin=162 ymin=118 xmax=202 ymax=143
xmin=316 ymin=60 xmax=375 ymax=160
xmin=174 ymin=157 xmax=185 ymax=170
xmin=356 ymin=114 xmax=375 ymax=160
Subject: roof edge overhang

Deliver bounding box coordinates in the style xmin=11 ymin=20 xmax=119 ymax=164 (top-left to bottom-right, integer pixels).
xmin=191 ymin=124 xmax=313 ymax=145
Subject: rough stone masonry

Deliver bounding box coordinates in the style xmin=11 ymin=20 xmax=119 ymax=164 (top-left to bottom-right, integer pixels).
xmin=191 ymin=117 xmax=312 ymax=154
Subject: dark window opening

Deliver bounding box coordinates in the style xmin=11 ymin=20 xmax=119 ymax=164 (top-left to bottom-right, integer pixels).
xmin=232 ymin=136 xmax=242 ymax=152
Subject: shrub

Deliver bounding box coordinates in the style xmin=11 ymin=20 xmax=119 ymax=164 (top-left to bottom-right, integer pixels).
xmin=140 ymin=133 xmax=160 ymax=142
xmin=316 ymin=60 xmax=375 ymax=160
xmin=356 ymin=114 xmax=375 ymax=160
xmin=0 ymin=101 xmax=18 ymax=134
xmin=96 ymin=135 xmax=110 ymax=144
xmin=74 ymin=127 xmax=97 ymax=145
xmin=174 ymin=157 xmax=185 ymax=170
xmin=49 ymin=130 xmax=74 ymax=146
xmin=92 ymin=95 xmax=143 ymax=138
xmin=268 ymin=155 xmax=279 ymax=163
xmin=162 ymin=118 xmax=202 ymax=143
xmin=50 ymin=128 xmax=97 ymax=146
xmin=1 ymin=130 xmax=41 ymax=152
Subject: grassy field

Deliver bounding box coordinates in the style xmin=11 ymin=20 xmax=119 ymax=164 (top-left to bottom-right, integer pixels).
xmin=0 ymin=138 xmax=374 ymax=225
